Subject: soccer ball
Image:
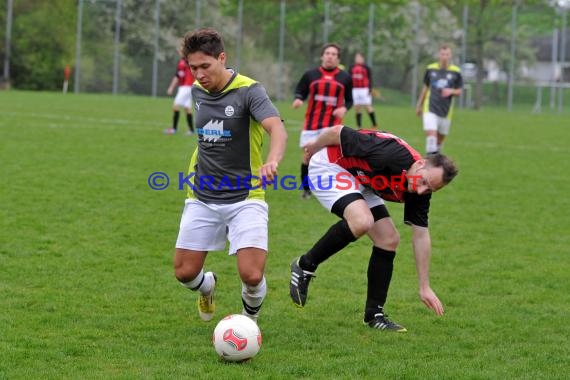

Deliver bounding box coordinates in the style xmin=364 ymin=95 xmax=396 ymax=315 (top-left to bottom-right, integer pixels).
xmin=212 ymin=314 xmax=262 ymax=362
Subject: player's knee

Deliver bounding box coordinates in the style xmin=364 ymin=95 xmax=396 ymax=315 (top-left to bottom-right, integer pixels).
xmin=239 ymin=270 xmax=264 ymax=287
xmin=381 ymin=229 xmax=400 ymax=251
xmin=173 ymin=261 xmax=201 ymax=283
xmin=349 ymin=214 xmax=375 ymax=237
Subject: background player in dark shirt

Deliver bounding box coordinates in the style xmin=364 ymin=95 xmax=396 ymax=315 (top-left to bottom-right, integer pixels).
xmin=292 ymin=43 xmax=353 ymax=199
xmin=349 ymin=52 xmax=377 ymax=129
xmin=415 ymin=45 xmax=463 ymax=155
xmin=289 ymin=125 xmax=458 ymax=332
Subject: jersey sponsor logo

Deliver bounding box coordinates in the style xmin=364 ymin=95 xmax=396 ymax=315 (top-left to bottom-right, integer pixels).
xmin=224 ymin=105 xmax=235 ymax=117
xmin=435 ymin=78 xmax=449 ymax=89
xmin=314 ymin=94 xmax=338 ymax=106
xmin=198 ymin=119 xmax=231 ymax=142
xmin=195 ymin=101 xmax=202 ymax=110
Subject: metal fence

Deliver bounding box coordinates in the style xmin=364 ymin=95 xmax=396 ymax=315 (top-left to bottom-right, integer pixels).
xmin=2 ymin=0 xmax=569 ymax=111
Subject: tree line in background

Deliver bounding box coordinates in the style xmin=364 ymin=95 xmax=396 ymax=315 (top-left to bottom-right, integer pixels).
xmin=0 ymin=0 xmax=563 ymax=109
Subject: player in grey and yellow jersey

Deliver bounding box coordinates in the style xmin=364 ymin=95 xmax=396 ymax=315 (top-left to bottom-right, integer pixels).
xmin=172 ymin=28 xmax=287 ymax=324
xmin=415 ymin=45 xmax=463 ymax=155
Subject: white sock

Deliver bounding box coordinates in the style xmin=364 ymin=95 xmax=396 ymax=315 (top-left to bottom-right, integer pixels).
xmin=241 ymin=276 xmax=266 ymax=314
xmin=426 ymin=136 xmax=438 ymax=153
xmin=180 ymin=270 xmax=214 ymax=295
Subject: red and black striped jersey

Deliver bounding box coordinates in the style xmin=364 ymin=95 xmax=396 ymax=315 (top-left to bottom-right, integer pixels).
xmin=326 ymin=127 xmax=431 ymax=227
xmin=294 ymin=66 xmax=353 ymax=131
xmin=349 ymin=63 xmax=372 ymax=90
xmin=176 ymin=59 xmax=195 ymax=86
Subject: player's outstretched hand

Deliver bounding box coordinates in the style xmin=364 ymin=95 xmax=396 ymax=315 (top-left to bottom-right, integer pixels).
xmin=259 ymin=161 xmax=279 ymax=183
xmin=420 ymin=286 xmax=444 ymax=316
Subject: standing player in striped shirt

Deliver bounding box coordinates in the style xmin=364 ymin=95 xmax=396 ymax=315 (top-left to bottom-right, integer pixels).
xmin=292 ymin=43 xmax=353 ymax=199
xmin=164 ymin=57 xmax=195 ymax=135
xmin=349 ymin=52 xmax=378 ymax=129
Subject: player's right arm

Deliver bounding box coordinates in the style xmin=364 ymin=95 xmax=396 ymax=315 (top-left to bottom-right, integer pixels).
xmin=167 ymin=76 xmax=178 ymax=96
xmin=415 ymin=85 xmax=428 ymax=117
xmin=292 ymin=72 xmax=310 ymax=108
xmin=302 ymin=125 xmax=344 ymax=163
xmin=411 ymin=224 xmax=444 ymax=316
xmin=260 ymin=117 xmax=288 ymax=182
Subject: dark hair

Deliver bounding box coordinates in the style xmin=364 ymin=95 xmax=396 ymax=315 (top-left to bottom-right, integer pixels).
xmin=425 ymin=154 xmax=458 ymax=184
xmin=321 ymin=43 xmax=341 ymax=59
xmin=181 ymin=28 xmax=225 ymax=59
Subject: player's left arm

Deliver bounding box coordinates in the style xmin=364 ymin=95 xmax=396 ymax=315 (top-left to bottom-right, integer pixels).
xmin=366 ymin=65 xmax=373 ymax=92
xmin=411 ymin=224 xmax=445 ymax=316
xmin=332 ymin=73 xmax=353 ymax=119
xmin=442 ymin=87 xmax=462 ymax=97
xmin=260 ymin=117 xmax=287 ymax=182
xmin=167 ymin=76 xmax=178 ymax=96
xmin=442 ymin=71 xmax=463 ymax=98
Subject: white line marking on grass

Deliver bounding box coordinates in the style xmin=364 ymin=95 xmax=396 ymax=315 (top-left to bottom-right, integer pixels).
xmin=0 ymin=111 xmax=159 ymax=128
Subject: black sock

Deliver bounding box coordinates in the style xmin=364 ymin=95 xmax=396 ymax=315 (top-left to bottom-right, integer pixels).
xmin=242 ymin=298 xmax=262 ymax=315
xmin=356 ymin=113 xmax=362 ymax=128
xmin=369 ymin=112 xmax=377 ymax=127
xmin=364 ymin=247 xmax=396 ymax=321
xmin=301 ymin=163 xmax=310 ymax=191
xmin=172 ymin=111 xmax=180 ymax=130
xmin=186 ymin=113 xmax=194 ymax=132
xmin=299 ymin=219 xmax=357 ymax=272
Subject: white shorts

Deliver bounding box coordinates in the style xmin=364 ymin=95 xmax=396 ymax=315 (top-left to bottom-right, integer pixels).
xmin=173 ymin=85 xmax=193 ymax=109
xmin=352 ymin=88 xmax=372 ymax=106
xmin=308 ymin=149 xmax=384 ymax=211
xmin=423 ymin=112 xmax=451 ymax=135
xmin=175 ymin=199 xmax=268 ymax=255
xmin=299 ymin=129 xmax=329 ymax=148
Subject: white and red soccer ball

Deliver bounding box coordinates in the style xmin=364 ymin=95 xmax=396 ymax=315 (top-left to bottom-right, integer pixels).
xmin=212 ymin=314 xmax=262 ymax=362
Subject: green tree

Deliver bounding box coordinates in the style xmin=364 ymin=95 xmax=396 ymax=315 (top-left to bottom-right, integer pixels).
xmin=443 ymin=0 xmax=554 ymax=109
xmin=10 ymin=0 xmax=75 ymax=90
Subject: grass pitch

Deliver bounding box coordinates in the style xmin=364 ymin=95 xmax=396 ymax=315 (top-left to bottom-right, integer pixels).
xmin=0 ymin=90 xmax=568 ymax=379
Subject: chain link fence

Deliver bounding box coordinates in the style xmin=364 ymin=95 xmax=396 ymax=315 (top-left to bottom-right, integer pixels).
xmin=2 ymin=0 xmax=569 ymax=111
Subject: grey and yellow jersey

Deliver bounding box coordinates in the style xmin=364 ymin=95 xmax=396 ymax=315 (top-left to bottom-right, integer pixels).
xmin=422 ymin=63 xmax=463 ymax=119
xmin=186 ymin=70 xmax=280 ymax=203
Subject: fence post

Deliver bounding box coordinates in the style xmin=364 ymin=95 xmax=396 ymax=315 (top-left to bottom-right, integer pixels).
xmin=277 ymin=0 xmax=285 ymax=101
xmin=151 ymin=0 xmax=160 ymax=98
xmin=74 ymin=0 xmax=83 ymax=93
xmin=558 ymin=8 xmax=567 ymax=113
xmin=410 ymin=2 xmax=421 ymax=107
xmin=367 ymin=3 xmax=374 ymax=68
xmin=507 ymin=2 xmax=518 ymax=112
xmin=112 ymin=0 xmax=123 ymax=95
xmin=459 ymin=4 xmax=468 ymax=108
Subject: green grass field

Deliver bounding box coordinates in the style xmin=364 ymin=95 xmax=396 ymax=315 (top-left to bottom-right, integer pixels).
xmin=1 ymin=90 xmax=568 ymax=379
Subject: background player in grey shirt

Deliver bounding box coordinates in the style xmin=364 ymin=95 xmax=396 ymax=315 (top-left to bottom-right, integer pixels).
xmin=415 ymin=45 xmax=463 ymax=155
